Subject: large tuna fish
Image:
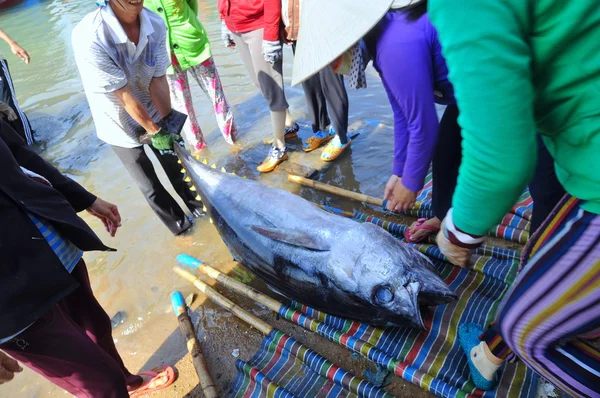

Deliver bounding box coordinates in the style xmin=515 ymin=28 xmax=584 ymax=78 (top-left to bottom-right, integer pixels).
xmin=176 ymin=146 xmax=456 ymax=328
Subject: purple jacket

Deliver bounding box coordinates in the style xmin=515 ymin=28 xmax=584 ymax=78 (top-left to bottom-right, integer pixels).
xmin=364 ymin=11 xmax=455 ymax=192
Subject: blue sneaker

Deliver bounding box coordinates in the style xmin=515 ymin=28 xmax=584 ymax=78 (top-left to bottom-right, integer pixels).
xmin=458 ymin=323 xmax=497 ymax=391
xmin=302 ymin=128 xmax=336 ymax=152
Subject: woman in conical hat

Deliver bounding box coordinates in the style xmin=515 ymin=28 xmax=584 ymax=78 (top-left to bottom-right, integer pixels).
xmin=294 ymin=0 xmax=461 ymax=243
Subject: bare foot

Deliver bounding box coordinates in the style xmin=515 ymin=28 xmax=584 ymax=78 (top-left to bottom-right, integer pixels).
xmin=407 ymin=217 xmax=441 ymax=242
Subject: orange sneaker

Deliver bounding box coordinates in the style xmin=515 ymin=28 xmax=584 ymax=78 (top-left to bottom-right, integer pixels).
xmin=303 ymin=129 xmax=336 ymax=152
xmin=257 ymin=146 xmax=288 ymax=173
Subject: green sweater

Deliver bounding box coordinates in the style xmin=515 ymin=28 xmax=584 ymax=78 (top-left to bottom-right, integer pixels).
xmin=145 ymin=0 xmax=211 ymax=74
xmin=429 ymin=0 xmax=600 ymax=235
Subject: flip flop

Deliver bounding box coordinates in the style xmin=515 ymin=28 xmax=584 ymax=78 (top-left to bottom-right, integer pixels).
xmin=129 ymin=366 xmax=177 ymax=397
xmin=321 ymin=139 xmax=351 ymax=161
xmin=403 ymin=218 xmax=440 ymax=243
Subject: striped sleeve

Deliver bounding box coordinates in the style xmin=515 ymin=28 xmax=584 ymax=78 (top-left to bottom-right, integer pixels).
xmin=153 ymin=29 xmax=170 ymax=77
xmin=72 ymin=34 xmax=127 ymax=94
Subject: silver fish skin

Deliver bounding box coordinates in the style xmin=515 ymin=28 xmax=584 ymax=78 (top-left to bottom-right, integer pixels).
xmin=176 ymin=145 xmax=457 ymax=328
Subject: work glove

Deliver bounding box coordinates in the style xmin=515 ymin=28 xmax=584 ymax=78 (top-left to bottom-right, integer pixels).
xmin=262 ymin=40 xmax=282 ymax=64
xmin=141 ymin=128 xmax=184 ymax=156
xmin=221 ymin=21 xmax=236 ymax=48
xmin=436 ymin=209 xmax=484 ymax=268
xmin=0 ymin=102 xmax=18 ymax=121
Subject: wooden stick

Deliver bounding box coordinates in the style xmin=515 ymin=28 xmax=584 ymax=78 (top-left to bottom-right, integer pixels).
xmin=173 ymin=266 xmax=273 ymax=336
xmin=171 ymin=292 xmax=219 ymax=398
xmin=288 ymin=174 xmax=384 ymax=206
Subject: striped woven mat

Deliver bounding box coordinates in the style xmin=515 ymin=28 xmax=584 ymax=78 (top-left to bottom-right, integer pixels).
xmin=387 ymin=172 xmax=533 ymax=244
xmin=228 ymin=214 xmax=539 ymax=397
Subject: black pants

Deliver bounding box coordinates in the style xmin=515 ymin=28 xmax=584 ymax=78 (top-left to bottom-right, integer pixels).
xmin=111 ymin=145 xmax=202 ymax=235
xmin=528 ymin=136 xmax=566 ymax=233
xmin=431 ymin=104 xmax=461 ymax=222
xmin=292 ymin=44 xmax=349 ymax=143
xmin=0 ymin=59 xmax=34 ymax=144
xmin=431 ymin=105 xmax=564 ymax=235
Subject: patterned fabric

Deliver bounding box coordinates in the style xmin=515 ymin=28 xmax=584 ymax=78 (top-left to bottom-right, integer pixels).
xmin=229 ymin=330 xmax=393 ymax=398
xmin=481 ymin=326 xmax=516 ymax=362
xmin=229 ymin=217 xmax=539 ymax=397
xmin=348 ymin=43 xmax=368 ymax=90
xmin=484 ymin=196 xmax=600 ymax=397
xmin=72 ymin=6 xmax=170 ymax=148
xmin=167 ymin=55 xmax=237 ymax=151
xmin=377 ymin=170 xmax=533 ymax=244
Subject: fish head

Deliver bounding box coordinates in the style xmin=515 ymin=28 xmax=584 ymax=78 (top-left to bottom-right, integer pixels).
xmin=327 ymin=223 xmax=456 ymax=328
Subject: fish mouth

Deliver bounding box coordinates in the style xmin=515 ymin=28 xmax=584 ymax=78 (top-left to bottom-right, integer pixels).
xmin=406 ymin=281 xmax=425 ymax=329
xmin=410 ymin=269 xmax=458 ymax=307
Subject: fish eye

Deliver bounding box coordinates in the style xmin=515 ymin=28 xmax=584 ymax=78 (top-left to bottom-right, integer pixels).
xmin=374 ymin=285 xmax=394 ymax=304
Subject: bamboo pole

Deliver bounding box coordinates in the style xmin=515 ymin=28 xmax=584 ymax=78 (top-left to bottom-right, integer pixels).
xmin=288 ymin=174 xmax=384 ymax=206
xmin=170 ymin=292 xmax=219 ymax=398
xmin=173 ymin=266 xmax=273 ymax=336
xmin=177 ymin=255 xmax=281 ymax=313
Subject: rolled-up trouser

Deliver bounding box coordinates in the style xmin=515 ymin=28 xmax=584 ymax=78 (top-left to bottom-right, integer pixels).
xmin=232 ymin=29 xmax=289 ymax=112
xmin=291 ymin=42 xmax=349 ymax=142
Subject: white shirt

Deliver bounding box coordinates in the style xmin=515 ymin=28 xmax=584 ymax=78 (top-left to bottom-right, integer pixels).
xmin=72 ymin=6 xmax=170 ymax=148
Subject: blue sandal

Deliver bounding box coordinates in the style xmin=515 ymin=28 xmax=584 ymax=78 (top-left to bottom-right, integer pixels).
xmin=458 ymin=323 xmax=497 ymax=391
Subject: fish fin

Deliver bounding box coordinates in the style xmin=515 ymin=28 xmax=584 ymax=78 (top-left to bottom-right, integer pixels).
xmin=249 ymin=226 xmax=331 ymax=251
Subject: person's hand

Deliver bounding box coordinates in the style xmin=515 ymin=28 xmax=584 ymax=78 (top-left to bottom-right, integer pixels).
xmin=436 ymin=223 xmax=472 ymax=268
xmin=435 ymin=212 xmax=484 ymax=268
xmin=10 ymin=43 xmax=29 ymax=64
xmin=280 ymin=29 xmax=293 ymax=46
xmin=87 ymin=197 xmax=121 ymax=237
xmin=142 ymin=128 xmax=184 ymax=155
xmin=0 ymin=102 xmax=18 ymax=121
xmin=0 ymin=351 xmax=23 ymax=385
xmin=221 ymin=21 xmax=236 ymax=48
xmin=262 ymin=40 xmax=282 ymax=64
xmin=383 ymin=175 xmax=417 ymax=213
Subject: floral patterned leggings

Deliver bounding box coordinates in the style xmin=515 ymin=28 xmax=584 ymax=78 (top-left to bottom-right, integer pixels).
xmin=167 ymin=54 xmax=237 ymax=151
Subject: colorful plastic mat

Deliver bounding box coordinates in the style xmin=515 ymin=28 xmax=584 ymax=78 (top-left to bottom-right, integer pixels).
xmin=228 ymin=217 xmax=539 ymax=397
xmin=385 ymin=172 xmax=533 ymax=244
xmin=230 ymin=330 xmax=394 ymax=398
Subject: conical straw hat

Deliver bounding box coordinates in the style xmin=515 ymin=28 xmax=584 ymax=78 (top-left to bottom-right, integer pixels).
xmin=291 ymin=0 xmax=396 ymax=86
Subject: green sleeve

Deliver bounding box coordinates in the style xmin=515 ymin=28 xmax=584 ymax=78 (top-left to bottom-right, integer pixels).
xmin=429 ymin=0 xmax=538 ymax=236
xmin=187 ymin=0 xmax=198 ymax=16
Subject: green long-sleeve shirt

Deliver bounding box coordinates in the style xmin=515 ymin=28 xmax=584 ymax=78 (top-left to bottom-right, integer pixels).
xmin=145 ymin=0 xmax=211 ymax=74
xmin=429 ymin=0 xmax=600 ymax=235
